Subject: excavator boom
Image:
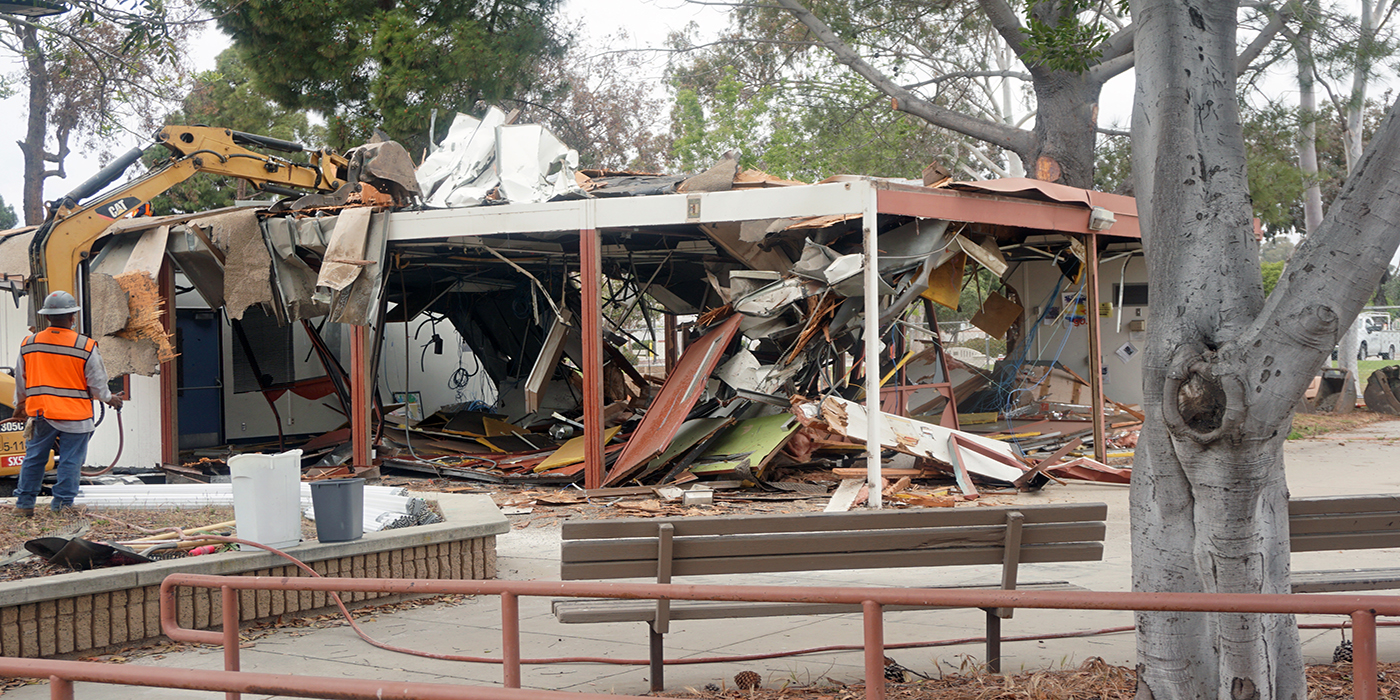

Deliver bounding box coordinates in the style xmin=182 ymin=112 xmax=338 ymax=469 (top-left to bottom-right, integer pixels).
xmin=28 ymin=126 xmax=349 ymax=304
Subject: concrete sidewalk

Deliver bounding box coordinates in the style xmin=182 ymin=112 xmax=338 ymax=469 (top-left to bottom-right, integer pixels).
xmin=8 ymin=421 xmax=1400 ymax=698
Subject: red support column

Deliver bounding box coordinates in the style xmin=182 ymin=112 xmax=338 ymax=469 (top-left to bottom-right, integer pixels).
xmin=158 ymin=261 xmax=178 ymax=466
xmin=351 ymin=325 xmax=371 ymax=467
xmin=663 ymin=313 xmax=677 ymax=375
xmin=581 ymin=228 xmax=604 ymax=489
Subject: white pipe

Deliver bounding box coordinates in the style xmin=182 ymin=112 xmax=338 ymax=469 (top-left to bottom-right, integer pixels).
xmin=862 ymin=182 xmax=882 ymax=508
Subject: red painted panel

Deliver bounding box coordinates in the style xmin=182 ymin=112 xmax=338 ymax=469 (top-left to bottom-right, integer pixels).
xmin=602 ymin=314 xmax=742 ymax=486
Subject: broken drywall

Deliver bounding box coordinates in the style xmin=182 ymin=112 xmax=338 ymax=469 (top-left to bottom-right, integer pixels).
xmin=98 ymin=335 xmax=160 ymax=377
xmin=224 ymin=215 xmax=275 ymax=321
xmin=88 ymin=273 xmax=130 ymax=339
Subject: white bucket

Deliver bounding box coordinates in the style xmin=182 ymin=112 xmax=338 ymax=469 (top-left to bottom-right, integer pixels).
xmin=228 ymin=449 xmax=303 ymax=551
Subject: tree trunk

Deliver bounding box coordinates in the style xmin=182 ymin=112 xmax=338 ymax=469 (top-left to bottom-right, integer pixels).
xmin=1132 ymin=1 xmax=1400 ymax=698
xmin=17 ymin=24 xmax=50 ymax=226
xmin=1027 ymin=68 xmax=1101 ymax=188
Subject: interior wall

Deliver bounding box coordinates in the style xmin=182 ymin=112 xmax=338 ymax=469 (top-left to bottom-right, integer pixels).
xmin=1014 ymin=251 xmax=1149 ymax=407
xmin=378 ymin=316 xmax=496 ymax=419
xmin=219 ymin=319 xmax=352 ymax=442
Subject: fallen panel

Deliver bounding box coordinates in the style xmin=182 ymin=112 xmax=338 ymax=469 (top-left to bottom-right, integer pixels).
xmin=535 ymin=426 xmax=623 ymax=472
xmin=604 ymin=314 xmax=742 ymax=485
xmin=1048 ymin=457 xmax=1131 ymax=484
xmin=639 ymin=417 xmax=734 ymax=478
xmin=819 ymin=396 xmax=1025 ymax=483
xmin=687 ymin=414 xmax=800 ymax=478
xmin=526 ymin=310 xmax=573 ymax=413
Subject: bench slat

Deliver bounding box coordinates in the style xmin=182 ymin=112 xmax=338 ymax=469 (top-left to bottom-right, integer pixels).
xmin=1290 ymin=513 xmax=1400 ymax=535
xmin=561 ymin=541 xmax=1103 ymax=580
xmin=1291 ymin=530 xmax=1400 ymax=552
xmin=553 ymin=582 xmax=1088 ymax=624
xmin=561 ymin=522 xmax=1106 ymax=564
xmin=1289 ymin=495 xmax=1400 ymax=517
xmin=561 ymin=503 xmax=1109 ymax=540
xmin=1292 ymin=568 xmax=1400 ymax=593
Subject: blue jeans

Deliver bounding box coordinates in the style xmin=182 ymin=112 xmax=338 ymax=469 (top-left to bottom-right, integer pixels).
xmin=15 ymin=418 xmax=91 ymax=510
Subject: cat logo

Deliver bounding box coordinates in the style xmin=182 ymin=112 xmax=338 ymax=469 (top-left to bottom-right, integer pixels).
xmin=97 ymin=196 xmax=142 ymax=220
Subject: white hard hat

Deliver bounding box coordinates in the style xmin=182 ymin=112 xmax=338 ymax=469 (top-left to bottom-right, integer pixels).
xmin=38 ymin=290 xmax=80 ymax=316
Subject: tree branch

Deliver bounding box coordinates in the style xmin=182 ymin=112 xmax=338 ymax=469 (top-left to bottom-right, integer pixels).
xmin=774 ymin=0 xmax=1034 ymax=156
xmin=1236 ymin=4 xmax=1291 ymax=75
xmin=975 ymin=0 xmax=1030 ymax=60
xmin=1097 ymin=24 xmax=1136 ymax=63
xmin=904 ymin=69 xmax=1034 ymax=90
xmin=1088 ymin=51 xmax=1135 ymax=84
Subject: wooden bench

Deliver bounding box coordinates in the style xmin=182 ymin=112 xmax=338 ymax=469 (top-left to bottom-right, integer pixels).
xmin=554 ymin=502 xmax=1108 ymax=690
xmin=1291 ymin=494 xmax=1400 ymax=592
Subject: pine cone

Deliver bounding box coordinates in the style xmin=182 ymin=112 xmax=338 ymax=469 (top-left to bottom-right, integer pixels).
xmin=734 ymin=670 xmax=762 ymax=690
xmin=1335 ymin=639 xmax=1354 ymax=663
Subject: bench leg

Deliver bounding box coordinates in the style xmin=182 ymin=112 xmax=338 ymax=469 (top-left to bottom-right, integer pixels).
xmin=650 ymin=627 xmax=665 ymax=692
xmin=985 ymin=609 xmax=1001 ymax=674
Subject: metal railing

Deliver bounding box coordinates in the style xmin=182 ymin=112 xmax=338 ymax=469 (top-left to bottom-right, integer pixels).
xmin=0 ymin=574 xmax=1393 ymax=700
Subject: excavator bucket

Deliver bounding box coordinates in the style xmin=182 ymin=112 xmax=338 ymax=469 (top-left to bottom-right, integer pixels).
xmin=1364 ymin=366 xmax=1400 ymax=415
xmin=1309 ymin=368 xmax=1356 ymax=414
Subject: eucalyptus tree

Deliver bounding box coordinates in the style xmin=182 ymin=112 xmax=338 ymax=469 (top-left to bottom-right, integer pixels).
xmin=1 ymin=1 xmax=195 ymax=224
xmin=1131 ymin=1 xmax=1400 ymax=697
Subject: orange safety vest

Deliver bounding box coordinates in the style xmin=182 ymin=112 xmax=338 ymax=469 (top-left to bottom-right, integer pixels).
xmin=20 ymin=327 xmax=97 ymax=421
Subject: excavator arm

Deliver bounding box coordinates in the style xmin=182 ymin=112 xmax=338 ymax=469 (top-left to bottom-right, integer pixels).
xmin=28 ymin=125 xmax=350 ymax=302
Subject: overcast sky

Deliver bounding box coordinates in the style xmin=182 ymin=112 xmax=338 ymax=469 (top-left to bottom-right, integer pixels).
xmin=0 ymin=2 xmax=1329 ymax=224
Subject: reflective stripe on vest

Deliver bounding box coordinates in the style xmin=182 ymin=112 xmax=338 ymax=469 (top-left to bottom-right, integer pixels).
xmin=21 ymin=328 xmax=96 ymax=421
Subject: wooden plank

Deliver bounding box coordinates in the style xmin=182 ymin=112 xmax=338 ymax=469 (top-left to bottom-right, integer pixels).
xmin=561 ymin=522 xmax=1107 ymax=564
xmin=823 ymin=479 xmax=865 ymax=512
xmin=1288 ymin=495 xmax=1400 ymax=516
xmin=561 ymin=502 xmax=1108 ymax=540
xmin=553 ymin=581 xmax=1087 ymax=624
xmin=123 ymin=225 xmax=171 ymax=276
xmin=831 ymin=468 xmax=929 ymax=478
xmin=1290 ymin=531 xmax=1400 ymax=552
xmin=560 ymin=541 xmax=1104 ymax=580
xmin=1289 ymin=513 xmax=1400 ymax=535
xmin=1291 ymin=568 xmax=1400 ymax=593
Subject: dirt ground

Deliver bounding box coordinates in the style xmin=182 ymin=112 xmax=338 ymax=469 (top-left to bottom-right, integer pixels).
xmin=0 ymin=505 xmax=318 ymax=581
xmin=659 ymin=658 xmax=1398 ymax=700
xmin=1290 ymin=409 xmax=1400 ymax=439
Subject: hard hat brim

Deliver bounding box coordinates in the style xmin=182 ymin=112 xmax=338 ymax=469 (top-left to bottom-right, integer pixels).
xmin=37 ymin=307 xmax=79 ymax=315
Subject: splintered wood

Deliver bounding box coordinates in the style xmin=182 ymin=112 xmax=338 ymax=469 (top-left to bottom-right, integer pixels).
xmin=113 ymin=272 xmax=176 ymax=361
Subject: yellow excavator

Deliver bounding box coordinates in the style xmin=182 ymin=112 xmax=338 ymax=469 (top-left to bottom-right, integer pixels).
xmin=7 ymin=124 xmax=415 ymax=476
xmin=27 ymin=125 xmax=362 ymax=302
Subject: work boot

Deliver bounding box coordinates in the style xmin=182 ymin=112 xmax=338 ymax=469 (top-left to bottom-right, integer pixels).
xmin=15 ymin=507 xmax=33 ymax=518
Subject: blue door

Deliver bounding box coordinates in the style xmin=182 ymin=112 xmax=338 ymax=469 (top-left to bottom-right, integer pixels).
xmin=177 ymin=309 xmax=223 ymax=449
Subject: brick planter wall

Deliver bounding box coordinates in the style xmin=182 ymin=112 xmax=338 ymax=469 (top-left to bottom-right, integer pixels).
xmin=0 ymin=494 xmax=507 ymax=658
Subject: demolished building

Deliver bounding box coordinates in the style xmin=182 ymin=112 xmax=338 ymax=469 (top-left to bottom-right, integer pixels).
xmin=0 ymin=111 xmax=1146 ymax=500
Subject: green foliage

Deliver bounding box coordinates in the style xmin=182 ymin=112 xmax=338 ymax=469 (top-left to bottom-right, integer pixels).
xmin=667 ymin=65 xmax=962 ymax=181
xmin=0 ymin=195 xmax=16 ymax=230
xmin=202 ymin=0 xmax=569 ymax=149
xmin=1093 ymin=133 xmax=1132 ymax=194
xmin=1259 ymin=237 xmax=1294 ymax=264
xmin=1022 ymin=1 xmax=1114 ymax=71
xmin=662 ymin=5 xmax=1016 ymax=182
xmin=150 ymin=49 xmax=323 ymax=215
xmin=1241 ymin=99 xmax=1386 ymax=237
xmin=1260 ymin=260 xmax=1285 ymax=296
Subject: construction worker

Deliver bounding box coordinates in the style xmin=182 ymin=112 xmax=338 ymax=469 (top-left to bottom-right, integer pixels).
xmin=11 ymin=291 xmax=122 ymax=516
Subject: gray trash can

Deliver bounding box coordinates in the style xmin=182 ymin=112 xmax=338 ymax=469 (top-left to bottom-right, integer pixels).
xmin=309 ymin=478 xmax=364 ymax=543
